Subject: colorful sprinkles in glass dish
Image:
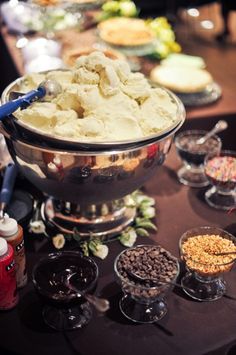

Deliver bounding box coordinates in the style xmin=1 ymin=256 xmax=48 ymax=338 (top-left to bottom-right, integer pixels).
xmin=205 ymin=156 xmax=236 ymax=182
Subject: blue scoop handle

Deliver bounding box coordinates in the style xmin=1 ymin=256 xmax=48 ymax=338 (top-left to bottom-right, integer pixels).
xmin=0 ymin=86 xmax=46 ymax=120
xmin=0 ymin=163 xmax=18 ymax=206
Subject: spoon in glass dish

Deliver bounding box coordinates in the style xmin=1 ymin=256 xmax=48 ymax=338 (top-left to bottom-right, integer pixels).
xmin=210 ymin=251 xmax=236 ymax=257
xmin=0 ymin=79 xmax=62 ymax=120
xmin=125 ymin=268 xmax=195 ymax=294
xmin=196 ymin=120 xmax=228 ymax=145
xmin=66 ymin=273 xmax=110 ymax=313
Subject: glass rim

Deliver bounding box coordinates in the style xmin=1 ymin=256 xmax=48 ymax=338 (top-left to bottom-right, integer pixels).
xmin=114 ymin=244 xmax=180 ymax=290
xmin=32 ymin=250 xmax=99 ymax=298
xmin=174 ymin=129 xmax=222 ymax=154
xmin=204 ymin=149 xmax=236 ymax=160
xmin=179 ymin=226 xmax=236 ymax=267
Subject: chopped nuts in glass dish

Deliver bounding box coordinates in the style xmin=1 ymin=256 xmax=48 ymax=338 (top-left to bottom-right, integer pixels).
xmin=179 ymin=226 xmax=236 ymax=302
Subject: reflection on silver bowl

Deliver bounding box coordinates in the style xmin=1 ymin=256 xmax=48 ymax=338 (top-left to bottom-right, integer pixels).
xmin=0 ymin=79 xmax=185 ymax=236
xmin=2 ymin=123 xmax=183 ymax=205
xmin=1 ymin=121 xmax=184 ymax=237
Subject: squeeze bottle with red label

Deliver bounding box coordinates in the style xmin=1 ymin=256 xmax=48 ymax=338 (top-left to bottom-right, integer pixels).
xmin=0 ymin=237 xmax=18 ymax=310
xmin=0 ymin=214 xmax=27 ymax=288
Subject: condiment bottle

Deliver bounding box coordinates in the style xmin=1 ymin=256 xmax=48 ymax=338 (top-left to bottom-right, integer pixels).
xmin=0 ymin=214 xmax=27 ymax=288
xmin=0 ymin=237 xmax=18 ymax=310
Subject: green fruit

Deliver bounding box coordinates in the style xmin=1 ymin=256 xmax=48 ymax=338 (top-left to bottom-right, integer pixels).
xmin=119 ymin=1 xmax=137 ymax=17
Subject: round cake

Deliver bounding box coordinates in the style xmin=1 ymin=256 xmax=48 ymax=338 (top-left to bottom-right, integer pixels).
xmin=150 ymin=66 xmax=213 ymax=94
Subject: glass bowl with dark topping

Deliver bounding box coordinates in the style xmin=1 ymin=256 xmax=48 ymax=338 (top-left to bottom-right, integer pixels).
xmin=114 ymin=244 xmax=179 ymax=323
xmin=32 ymin=251 xmax=98 ymax=330
xmin=174 ymin=129 xmax=222 ymax=187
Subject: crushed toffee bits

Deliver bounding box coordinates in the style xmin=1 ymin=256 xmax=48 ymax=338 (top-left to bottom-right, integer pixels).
xmin=182 ymin=234 xmax=236 ymax=275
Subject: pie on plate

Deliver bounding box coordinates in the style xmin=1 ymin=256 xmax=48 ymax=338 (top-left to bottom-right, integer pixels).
xmin=150 ymin=66 xmax=213 ymax=94
xmin=98 ymin=17 xmax=156 ymax=47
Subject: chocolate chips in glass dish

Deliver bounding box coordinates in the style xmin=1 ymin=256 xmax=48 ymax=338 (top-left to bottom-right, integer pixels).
xmin=116 ymin=245 xmax=179 ymax=288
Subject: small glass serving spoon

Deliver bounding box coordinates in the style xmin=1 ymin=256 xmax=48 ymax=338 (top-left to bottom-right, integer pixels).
xmin=196 ymin=120 xmax=228 ymax=145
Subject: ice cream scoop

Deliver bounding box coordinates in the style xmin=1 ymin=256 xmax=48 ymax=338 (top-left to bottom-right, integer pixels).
xmin=0 ymin=79 xmax=62 ymax=120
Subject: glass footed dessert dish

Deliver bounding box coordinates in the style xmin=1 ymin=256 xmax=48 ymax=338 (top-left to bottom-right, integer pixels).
xmin=204 ymin=150 xmax=236 ymax=210
xmin=179 ymin=226 xmax=236 ymax=302
xmin=32 ymin=251 xmax=98 ymax=330
xmin=175 ymin=129 xmax=222 ymax=187
xmin=114 ymin=244 xmax=179 ymax=323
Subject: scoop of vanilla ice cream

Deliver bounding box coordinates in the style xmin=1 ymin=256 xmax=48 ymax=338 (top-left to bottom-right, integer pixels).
xmin=139 ymin=89 xmax=178 ymax=135
xmin=105 ymin=116 xmax=143 ymax=140
xmin=46 ymin=70 xmax=74 ymax=89
xmin=55 ymin=84 xmax=84 ymax=116
xmin=99 ymin=65 xmax=120 ymax=96
xmin=90 ymin=91 xmax=140 ymax=122
xmin=14 ymin=102 xmax=58 ymax=129
xmin=74 ymin=85 xmax=103 ymax=114
xmin=121 ymin=72 xmax=151 ymax=101
xmin=51 ymin=110 xmax=79 ymax=138
xmin=15 ymin=51 xmax=179 ymax=142
xmin=75 ymin=51 xmax=111 ymax=73
xmin=78 ymin=116 xmax=105 ymax=139
xmin=151 ymin=88 xmax=178 ymax=118
xmin=113 ymin=59 xmax=131 ymax=83
xmin=20 ymin=73 xmax=46 ymax=92
xmin=74 ymin=67 xmax=100 ymax=85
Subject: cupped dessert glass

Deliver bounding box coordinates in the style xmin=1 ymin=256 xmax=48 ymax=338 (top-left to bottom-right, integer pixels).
xmin=204 ymin=150 xmax=236 ymax=210
xmin=179 ymin=226 xmax=236 ymax=302
xmin=174 ymin=130 xmax=222 ymax=187
xmin=114 ymin=244 xmax=179 ymax=323
xmin=32 ymin=251 xmax=98 ymax=330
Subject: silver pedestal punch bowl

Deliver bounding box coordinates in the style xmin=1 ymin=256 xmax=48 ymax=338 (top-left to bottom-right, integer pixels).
xmin=0 ymin=75 xmax=185 ymax=238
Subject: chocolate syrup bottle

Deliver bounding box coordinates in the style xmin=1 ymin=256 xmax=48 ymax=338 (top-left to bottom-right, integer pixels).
xmin=0 ymin=237 xmax=18 ymax=310
xmin=0 ymin=215 xmax=27 ymax=288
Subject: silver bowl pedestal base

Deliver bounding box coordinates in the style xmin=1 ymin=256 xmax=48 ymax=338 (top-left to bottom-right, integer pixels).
xmin=41 ymin=195 xmax=136 ymax=239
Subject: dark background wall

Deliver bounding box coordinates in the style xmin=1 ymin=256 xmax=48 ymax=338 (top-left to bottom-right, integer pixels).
xmin=0 ymin=34 xmax=19 ymax=95
xmin=134 ymin=0 xmax=217 ymax=16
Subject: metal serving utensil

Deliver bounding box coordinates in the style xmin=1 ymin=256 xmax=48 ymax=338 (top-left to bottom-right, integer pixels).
xmin=196 ymin=120 xmax=228 ymax=145
xmin=125 ymin=268 xmax=195 ymax=294
xmin=211 ymin=251 xmax=236 ymax=257
xmin=0 ymin=79 xmax=62 ymax=120
xmin=66 ymin=273 xmax=110 ymax=313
